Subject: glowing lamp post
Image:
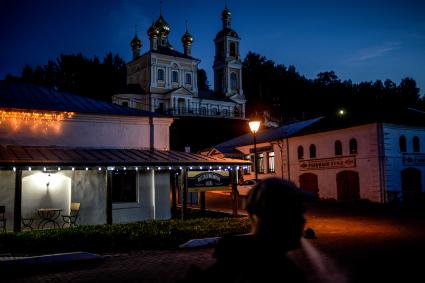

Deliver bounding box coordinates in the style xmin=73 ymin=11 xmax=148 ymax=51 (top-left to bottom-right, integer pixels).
xmin=249 ymin=120 xmax=261 ymax=181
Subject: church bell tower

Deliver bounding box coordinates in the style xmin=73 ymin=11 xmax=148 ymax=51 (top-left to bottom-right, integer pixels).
xmin=213 ymin=5 xmax=243 ymax=98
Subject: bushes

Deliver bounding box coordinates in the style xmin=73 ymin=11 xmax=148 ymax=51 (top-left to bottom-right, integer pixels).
xmin=0 ymin=216 xmax=250 ymax=255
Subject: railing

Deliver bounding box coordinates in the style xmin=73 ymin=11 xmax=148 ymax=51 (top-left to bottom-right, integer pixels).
xmin=155 ymin=107 xmax=245 ymax=119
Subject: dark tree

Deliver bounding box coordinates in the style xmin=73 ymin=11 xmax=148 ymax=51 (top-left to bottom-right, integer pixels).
xmin=197 ymin=69 xmax=210 ymax=91
xmin=8 ymin=52 xmax=127 ymax=102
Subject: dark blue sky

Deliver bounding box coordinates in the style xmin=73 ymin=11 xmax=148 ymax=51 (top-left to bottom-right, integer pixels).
xmin=1 ymin=0 xmax=424 ymax=95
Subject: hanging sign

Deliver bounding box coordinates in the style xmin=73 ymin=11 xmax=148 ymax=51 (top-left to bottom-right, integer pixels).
xmin=187 ymin=171 xmax=231 ymax=192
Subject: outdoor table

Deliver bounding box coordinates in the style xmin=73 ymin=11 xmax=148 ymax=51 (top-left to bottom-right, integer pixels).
xmin=37 ymin=208 xmax=63 ymax=229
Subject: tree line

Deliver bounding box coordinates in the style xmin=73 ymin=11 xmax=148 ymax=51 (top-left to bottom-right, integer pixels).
xmin=242 ymin=52 xmax=423 ymax=122
xmin=4 ymin=51 xmax=422 ymax=123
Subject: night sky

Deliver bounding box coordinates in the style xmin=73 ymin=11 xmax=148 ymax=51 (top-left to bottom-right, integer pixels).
xmin=1 ymin=0 xmax=424 ymax=95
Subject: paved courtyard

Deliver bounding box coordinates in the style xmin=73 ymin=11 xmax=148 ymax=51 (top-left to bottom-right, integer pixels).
xmin=3 ymin=198 xmax=425 ymax=283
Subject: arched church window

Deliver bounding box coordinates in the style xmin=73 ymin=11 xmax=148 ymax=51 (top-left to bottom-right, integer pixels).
xmin=230 ymin=73 xmax=237 ymax=90
xmin=230 ymin=42 xmax=236 ymax=57
xmin=157 ymin=69 xmax=164 ymax=81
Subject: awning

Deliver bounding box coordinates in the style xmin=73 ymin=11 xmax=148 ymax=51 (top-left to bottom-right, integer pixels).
xmin=0 ymin=145 xmax=250 ymax=167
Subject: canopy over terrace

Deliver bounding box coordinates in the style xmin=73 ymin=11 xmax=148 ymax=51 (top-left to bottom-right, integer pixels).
xmin=0 ymin=145 xmax=250 ymax=168
xmin=0 ymin=145 xmax=250 ymax=232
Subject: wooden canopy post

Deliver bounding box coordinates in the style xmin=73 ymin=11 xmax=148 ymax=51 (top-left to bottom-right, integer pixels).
xmin=14 ymin=168 xmax=22 ymax=232
xmin=231 ymin=167 xmax=239 ymax=217
xmin=200 ymin=191 xmax=206 ymax=213
xmin=171 ymin=171 xmax=177 ymax=216
xmin=181 ymin=168 xmax=188 ymax=220
xmin=106 ymin=171 xmax=113 ymax=225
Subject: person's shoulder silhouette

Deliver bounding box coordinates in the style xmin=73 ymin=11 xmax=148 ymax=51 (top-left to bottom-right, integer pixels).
xmin=180 ymin=177 xmax=308 ymax=283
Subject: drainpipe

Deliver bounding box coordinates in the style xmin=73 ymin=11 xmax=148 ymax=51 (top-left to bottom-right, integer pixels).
xmin=286 ymin=138 xmax=291 ymax=181
xmin=149 ymin=117 xmax=154 ymax=150
xmin=276 ymin=140 xmax=284 ymax=180
xmin=377 ymin=122 xmax=386 ymax=203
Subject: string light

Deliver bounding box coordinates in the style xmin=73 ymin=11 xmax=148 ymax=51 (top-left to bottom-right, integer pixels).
xmin=0 ymin=109 xmax=74 ymax=133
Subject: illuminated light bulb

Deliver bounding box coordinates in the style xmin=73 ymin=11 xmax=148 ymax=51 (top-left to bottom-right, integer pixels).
xmin=200 ymin=166 xmax=203 ymax=170
xmin=98 ymin=167 xmax=102 ymax=171
xmin=28 ymin=167 xmax=32 ymax=171
xmin=43 ymin=167 xmax=46 ymax=171
xmin=168 ymin=167 xmax=172 ymax=170
xmin=58 ymin=167 xmax=61 ymax=171
xmin=72 ymin=167 xmax=75 ymax=171
xmin=189 ymin=166 xmax=193 ymax=170
xmin=135 ymin=167 xmax=138 ymax=171
xmin=85 ymin=167 xmax=88 ymax=171
xmin=13 ymin=167 xmax=16 ymax=172
xmin=147 ymin=167 xmax=150 ymax=170
xmin=124 ymin=167 xmax=127 ymax=170
xmin=158 ymin=167 xmax=161 ymax=170
xmin=179 ymin=167 xmax=182 ymax=170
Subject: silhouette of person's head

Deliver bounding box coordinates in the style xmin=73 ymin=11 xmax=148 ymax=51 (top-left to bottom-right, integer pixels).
xmin=246 ymin=177 xmax=306 ymax=251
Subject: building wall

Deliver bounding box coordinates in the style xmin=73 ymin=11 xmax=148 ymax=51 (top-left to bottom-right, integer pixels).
xmin=0 ymin=114 xmax=173 ymax=150
xmin=382 ymin=123 xmax=425 ymax=196
xmin=71 ymin=170 xmax=107 ymax=225
xmin=288 ymin=124 xmax=382 ymax=201
xmin=0 ymin=171 xmax=15 ymax=231
xmin=112 ymin=170 xmax=171 ymax=223
xmin=22 ymin=171 xmax=71 ymax=224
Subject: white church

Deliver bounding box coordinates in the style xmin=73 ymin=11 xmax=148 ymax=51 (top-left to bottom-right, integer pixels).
xmin=112 ymin=6 xmax=246 ymax=119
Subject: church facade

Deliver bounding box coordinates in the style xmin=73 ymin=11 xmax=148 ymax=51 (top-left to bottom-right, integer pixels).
xmin=112 ymin=6 xmax=246 ymax=119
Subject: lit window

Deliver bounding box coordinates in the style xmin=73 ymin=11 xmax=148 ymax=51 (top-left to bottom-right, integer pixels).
xmin=111 ymin=171 xmax=137 ymax=203
xmin=185 ymin=73 xmax=192 ymax=85
xmin=172 ymin=71 xmax=178 ymax=83
xmin=349 ymin=138 xmax=358 ymax=154
xmin=244 ymin=154 xmax=251 ymax=174
xmin=399 ymin=136 xmax=407 ymax=152
xmin=413 ymin=136 xmax=420 ymax=152
xmin=157 ymin=69 xmax=165 ymax=81
xmin=268 ymin=152 xmax=275 ymax=173
xmin=335 ymin=140 xmax=342 ymax=156
xmin=257 ymin=153 xmax=264 ymax=173
xmin=309 ymin=144 xmax=316 ymax=158
xmin=298 ymin=146 xmax=304 ymax=160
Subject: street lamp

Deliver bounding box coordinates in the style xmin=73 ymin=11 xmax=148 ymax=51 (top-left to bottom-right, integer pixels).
xmin=249 ymin=119 xmax=261 ymax=181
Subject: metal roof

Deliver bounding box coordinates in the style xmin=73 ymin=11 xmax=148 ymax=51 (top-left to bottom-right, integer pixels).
xmin=214 ymin=117 xmax=324 ymax=148
xmin=0 ymin=145 xmax=250 ymax=167
xmin=0 ymin=81 xmax=157 ymax=117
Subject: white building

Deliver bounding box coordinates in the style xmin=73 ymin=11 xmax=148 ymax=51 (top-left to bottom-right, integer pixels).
xmin=112 ymin=5 xmax=246 ymax=119
xmin=0 ymin=81 xmax=248 ymax=232
xmin=203 ymin=113 xmax=425 ymax=203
